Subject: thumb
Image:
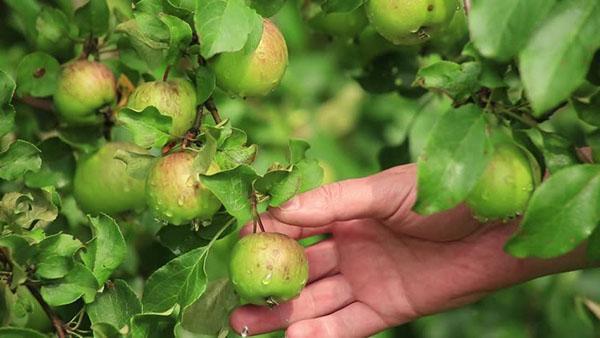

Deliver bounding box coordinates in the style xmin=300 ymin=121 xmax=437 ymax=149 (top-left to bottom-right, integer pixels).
xmin=269 ymin=164 xmax=417 ymax=227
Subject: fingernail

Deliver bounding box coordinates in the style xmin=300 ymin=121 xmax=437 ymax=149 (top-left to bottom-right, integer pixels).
xmin=279 ymin=197 xmax=300 ymax=211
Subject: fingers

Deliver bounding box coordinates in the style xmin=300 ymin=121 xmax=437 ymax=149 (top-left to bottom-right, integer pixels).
xmin=305 ymin=239 xmax=339 ymax=282
xmin=230 ymin=275 xmax=354 ymax=335
xmin=239 ymin=213 xmax=330 ymax=239
xmin=269 ymin=164 xmax=418 ymax=228
xmin=286 ymin=302 xmax=389 ymax=338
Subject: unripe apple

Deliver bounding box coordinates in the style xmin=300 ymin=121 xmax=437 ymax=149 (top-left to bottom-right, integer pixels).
xmin=127 ymin=79 xmax=197 ymax=137
xmin=53 ymin=60 xmax=116 ymax=125
xmin=309 ymin=7 xmax=368 ymax=38
xmin=73 ymin=142 xmax=148 ymax=215
xmin=211 ymin=19 xmax=288 ymax=97
xmin=366 ymin=0 xmax=458 ymax=45
xmin=229 ymin=232 xmax=308 ymax=306
xmin=466 ymin=142 xmax=537 ymax=220
xmin=145 ymin=151 xmax=221 ymax=225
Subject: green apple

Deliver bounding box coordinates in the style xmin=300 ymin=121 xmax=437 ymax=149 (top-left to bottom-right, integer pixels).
xmin=145 ymin=151 xmax=221 ymax=225
xmin=229 ymin=232 xmax=308 ymax=306
xmin=73 ymin=142 xmax=148 ymax=215
xmin=211 ymin=19 xmax=288 ymax=97
xmin=53 ymin=60 xmax=116 ymax=125
xmin=127 ymin=78 xmax=197 ymax=137
xmin=309 ymin=7 xmax=368 ymax=38
xmin=466 ymin=142 xmax=537 ymax=220
xmin=366 ymin=0 xmax=458 ymax=45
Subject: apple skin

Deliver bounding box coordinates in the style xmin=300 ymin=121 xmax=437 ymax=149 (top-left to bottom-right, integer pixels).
xmin=145 ymin=151 xmax=221 ymax=225
xmin=53 ymin=60 xmax=117 ymax=125
xmin=366 ymin=0 xmax=458 ymax=45
xmin=309 ymin=7 xmax=368 ymax=38
xmin=73 ymin=142 xmax=148 ymax=215
xmin=466 ymin=143 xmax=537 ymax=220
xmin=229 ymin=232 xmax=308 ymax=306
xmin=127 ymin=78 xmax=197 ymax=137
xmin=211 ymin=19 xmax=288 ymax=97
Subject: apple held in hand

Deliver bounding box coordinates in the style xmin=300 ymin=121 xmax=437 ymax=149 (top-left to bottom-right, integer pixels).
xmin=211 ymin=19 xmax=288 ymax=97
xmin=229 ymin=232 xmax=309 ymax=306
xmin=53 ymin=60 xmax=116 ymax=125
xmin=127 ymin=78 xmax=197 ymax=137
xmin=466 ymin=142 xmax=538 ymax=220
xmin=74 ymin=142 xmax=148 ymax=215
xmin=145 ymin=151 xmax=221 ymax=225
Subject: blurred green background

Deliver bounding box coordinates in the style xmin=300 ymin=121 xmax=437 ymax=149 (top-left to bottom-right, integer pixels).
xmin=1 ymin=0 xmax=598 ymax=337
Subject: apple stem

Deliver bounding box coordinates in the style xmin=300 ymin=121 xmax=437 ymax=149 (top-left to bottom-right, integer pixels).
xmin=163 ymin=65 xmax=172 ymax=82
xmin=204 ymin=98 xmax=222 ymax=124
xmin=251 ymin=192 xmax=266 ymax=233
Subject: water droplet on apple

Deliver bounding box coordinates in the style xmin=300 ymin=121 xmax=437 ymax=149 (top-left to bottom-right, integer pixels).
xmin=261 ymin=272 xmax=273 ymax=285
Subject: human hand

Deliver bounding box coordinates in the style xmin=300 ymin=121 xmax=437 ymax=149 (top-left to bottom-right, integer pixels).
xmin=230 ymin=164 xmax=589 ymax=337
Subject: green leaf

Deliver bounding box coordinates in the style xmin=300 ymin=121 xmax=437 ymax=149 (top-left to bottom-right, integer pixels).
xmin=34 ymin=234 xmax=82 ymax=279
xmin=414 ymin=104 xmax=493 ymax=215
xmin=91 ymin=322 xmax=123 ymax=338
xmin=0 ymin=190 xmax=58 ymax=230
xmin=156 ymin=224 xmax=210 ymax=255
xmin=201 ymin=165 xmax=258 ymax=224
xmin=35 ymin=7 xmax=74 ymax=51
xmin=117 ymin=107 xmax=173 ymax=149
xmin=195 ymin=65 xmax=216 ymax=104
xmin=24 ymin=137 xmax=76 ymax=189
xmin=520 ymin=0 xmax=600 ymax=115
xmin=75 ymin=0 xmax=110 ymax=37
xmin=179 ymin=278 xmax=239 ymax=335
xmin=58 ymin=126 xmax=104 ymax=154
xmin=113 ymin=149 xmax=157 ymax=181
xmin=115 ymin=13 xmax=170 ymax=69
xmin=16 ymin=52 xmax=60 ymax=98
xmin=0 ymin=327 xmax=48 ymax=338
xmin=141 ymin=246 xmax=209 ymax=313
xmin=158 ymin=13 xmax=193 ymax=65
xmin=469 ymin=0 xmax=556 ymax=61
xmin=130 ymin=310 xmax=176 ymax=338
xmin=142 ymin=222 xmax=233 ymax=312
xmin=415 ymin=61 xmax=482 ymax=101
xmin=41 ymin=262 xmax=99 ymax=306
xmin=80 ymin=214 xmax=127 ymax=285
xmin=322 ymin=0 xmax=365 ymax=13
xmin=540 ymin=132 xmax=579 ymax=174
xmin=195 ymin=0 xmax=263 ymax=58
xmin=0 ymin=109 xmax=15 ymax=140
xmin=573 ymin=92 xmax=600 ymax=127
xmin=87 ymin=279 xmax=142 ymax=330
xmin=0 ymin=140 xmax=42 ymax=181
xmin=587 ymin=225 xmax=600 ymax=261
xmin=0 ymin=70 xmax=16 ymax=106
xmin=506 ymin=164 xmax=600 ymax=258
xmin=248 ymin=0 xmax=288 ymax=17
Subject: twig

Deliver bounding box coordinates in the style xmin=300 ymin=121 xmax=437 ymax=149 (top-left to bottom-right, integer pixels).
xmin=17 ymin=96 xmax=54 ymax=112
xmin=463 ymin=0 xmax=471 ymax=14
xmin=26 ymin=283 xmax=67 ymax=338
xmin=204 ymin=98 xmax=222 ymax=124
xmin=0 ymin=249 xmax=66 ymax=338
xmin=182 ymin=106 xmax=204 ymax=149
